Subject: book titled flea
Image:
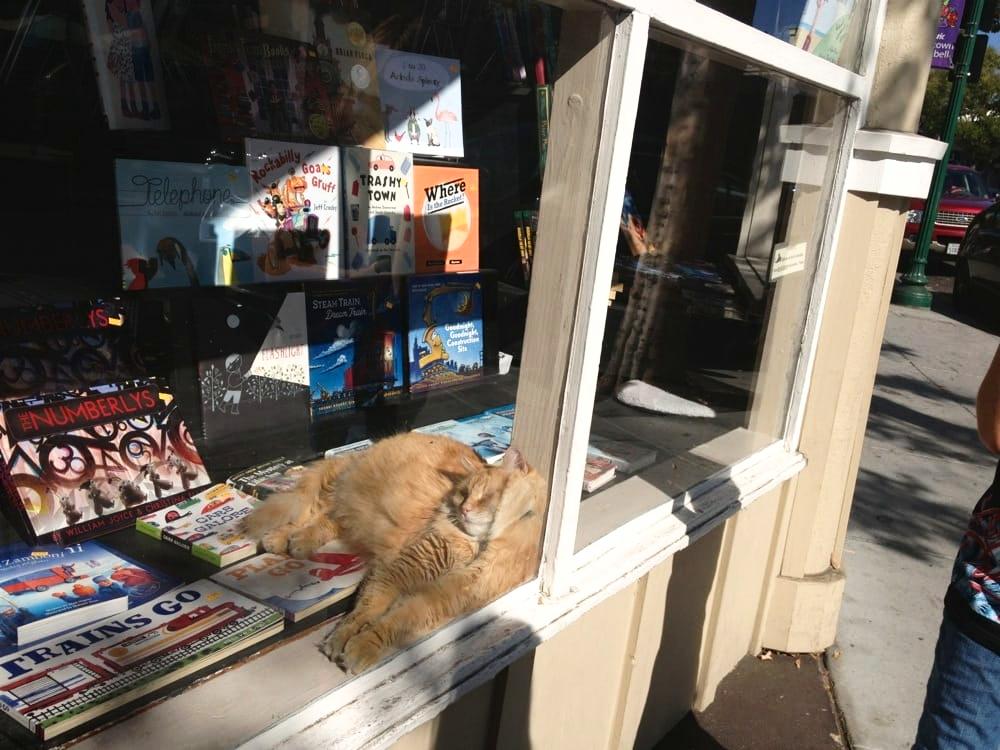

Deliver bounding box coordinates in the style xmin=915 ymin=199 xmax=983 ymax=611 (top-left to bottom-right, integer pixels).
xmin=0 ymin=380 xmax=211 ymax=545
xmin=0 ymin=541 xmax=174 ymax=650
xmin=136 ymin=484 xmax=261 ymax=567
xmin=211 ymin=540 xmax=365 ymax=622
xmin=407 ymin=274 xmax=484 ymax=392
xmin=0 ymin=580 xmax=282 ymax=741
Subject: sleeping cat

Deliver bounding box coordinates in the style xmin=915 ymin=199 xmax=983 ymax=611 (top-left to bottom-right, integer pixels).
xmin=242 ymin=432 xmax=545 ymax=673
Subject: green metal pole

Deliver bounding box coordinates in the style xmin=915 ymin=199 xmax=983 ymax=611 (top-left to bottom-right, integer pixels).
xmin=893 ymin=0 xmax=985 ymax=308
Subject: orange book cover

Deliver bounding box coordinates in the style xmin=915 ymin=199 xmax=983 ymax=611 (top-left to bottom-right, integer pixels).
xmin=414 ymin=165 xmax=480 ymax=273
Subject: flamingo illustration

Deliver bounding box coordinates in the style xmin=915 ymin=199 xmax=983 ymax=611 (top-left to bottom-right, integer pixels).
xmin=433 ymin=93 xmax=458 ymax=149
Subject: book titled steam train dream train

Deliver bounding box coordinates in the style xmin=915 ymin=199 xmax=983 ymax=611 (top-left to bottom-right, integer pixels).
xmin=0 ymin=381 xmax=210 ymax=544
xmin=0 ymin=581 xmax=282 ymax=740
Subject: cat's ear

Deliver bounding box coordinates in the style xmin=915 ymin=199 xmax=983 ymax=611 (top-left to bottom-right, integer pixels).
xmin=502 ymin=448 xmax=529 ymax=474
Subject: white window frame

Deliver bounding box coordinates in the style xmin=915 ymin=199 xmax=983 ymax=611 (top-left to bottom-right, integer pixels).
xmin=75 ymin=3 xmax=892 ymax=748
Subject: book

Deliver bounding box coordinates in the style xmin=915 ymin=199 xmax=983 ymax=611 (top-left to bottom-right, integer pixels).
xmin=323 ymin=439 xmax=372 ymax=459
xmin=245 ymin=139 xmax=342 ymax=282
xmin=487 ymin=404 xmax=516 ymax=421
xmin=135 ymin=484 xmax=261 ymax=567
xmin=582 ymin=455 xmax=616 ymax=493
xmin=0 ymin=580 xmax=283 ymax=741
xmin=201 ymin=33 xmax=256 ymax=139
xmin=211 ymin=540 xmax=364 ymax=622
xmin=416 ymin=413 xmax=512 ymax=464
xmin=227 ymin=458 xmax=308 ymax=500
xmin=306 ymin=286 xmax=372 ymax=419
xmin=414 ymin=165 xmax=480 ymax=273
xmin=375 ymin=47 xmax=464 ymax=158
xmin=793 ymin=0 xmax=856 ymax=63
xmin=408 ymin=274 xmax=484 ymax=393
xmin=342 ymin=147 xmax=415 ymax=276
xmin=0 ymin=300 xmax=140 ymax=400
xmin=115 ymin=159 xmax=255 ymax=289
xmin=80 ymin=0 xmax=169 ymax=130
xmin=586 ymin=436 xmax=657 ymax=475
xmin=0 ymin=380 xmax=210 ymax=545
xmin=364 ymin=279 xmax=405 ymax=406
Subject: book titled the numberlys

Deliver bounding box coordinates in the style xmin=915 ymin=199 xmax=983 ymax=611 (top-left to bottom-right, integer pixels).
xmin=0 ymin=541 xmax=176 ymax=651
xmin=0 ymin=580 xmax=283 ymax=741
xmin=415 ymin=165 xmax=479 ymax=273
xmin=226 ymin=457 xmax=308 ymax=500
xmin=0 ymin=380 xmax=211 ymax=546
xmin=211 ymin=540 xmax=365 ymax=622
xmin=136 ymin=484 xmax=261 ymax=567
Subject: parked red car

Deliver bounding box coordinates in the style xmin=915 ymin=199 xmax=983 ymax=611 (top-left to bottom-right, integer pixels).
xmin=903 ymin=165 xmax=995 ymax=257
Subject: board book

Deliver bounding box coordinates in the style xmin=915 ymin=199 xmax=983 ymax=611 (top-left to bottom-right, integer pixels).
xmin=416 ymin=413 xmax=511 ymax=464
xmin=115 ymin=159 xmax=255 ymax=289
xmin=211 ymin=540 xmax=365 ymax=622
xmin=0 ymin=380 xmax=211 ymax=545
xmin=245 ymin=138 xmax=342 ymax=282
xmin=135 ymin=484 xmax=261 ymax=567
xmin=227 ymin=458 xmax=308 ymax=500
xmin=0 ymin=580 xmax=283 ymax=740
xmin=414 ymin=165 xmax=480 ymax=273
xmin=342 ymin=147 xmax=415 ymax=276
xmin=407 ymin=274 xmax=484 ymax=392
xmin=324 ymin=439 xmax=372 ymax=459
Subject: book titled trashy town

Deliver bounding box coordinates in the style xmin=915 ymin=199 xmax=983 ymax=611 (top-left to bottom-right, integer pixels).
xmin=0 ymin=580 xmax=282 ymax=741
xmin=407 ymin=273 xmax=484 ymax=392
xmin=0 ymin=380 xmax=211 ymax=545
xmin=0 ymin=541 xmax=174 ymax=650
xmin=136 ymin=484 xmax=261 ymax=568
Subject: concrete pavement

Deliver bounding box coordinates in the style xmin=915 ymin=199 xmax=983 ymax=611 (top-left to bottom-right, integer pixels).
xmin=830 ymin=305 xmax=998 ymax=750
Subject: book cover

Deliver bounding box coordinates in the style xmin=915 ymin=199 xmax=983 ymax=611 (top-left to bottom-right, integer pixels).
xmin=246 ymin=139 xmax=342 ymax=282
xmin=583 ymin=455 xmax=616 ymax=493
xmin=342 ymin=148 xmax=415 ymax=276
xmin=136 ymin=484 xmax=261 ymax=567
xmin=361 ymin=279 xmax=405 ymax=406
xmin=408 ymin=274 xmax=484 ymax=392
xmin=0 ymin=300 xmax=139 ymax=400
xmin=115 ymin=160 xmax=255 ymax=289
xmin=0 ymin=381 xmax=210 ymax=545
xmin=201 ymin=33 xmax=256 ymax=139
xmin=323 ymin=439 xmax=372 ymax=459
xmin=306 ymin=286 xmax=373 ymax=419
xmin=415 ymin=166 xmax=480 ymax=273
xmin=793 ymin=0 xmax=856 ymax=63
xmin=80 ymin=0 xmax=169 ymax=131
xmin=375 ymin=47 xmax=464 ymax=158
xmin=486 ymin=404 xmax=516 ymax=421
xmin=0 ymin=580 xmax=283 ymax=740
xmin=416 ymin=413 xmax=512 ymax=464
xmin=211 ymin=540 xmax=364 ymax=622
xmin=313 ymin=16 xmax=385 ymax=149
xmin=193 ymin=293 xmax=311 ymax=455
xmin=587 ymin=436 xmax=657 ymax=475
xmin=227 ymin=458 xmax=307 ymax=500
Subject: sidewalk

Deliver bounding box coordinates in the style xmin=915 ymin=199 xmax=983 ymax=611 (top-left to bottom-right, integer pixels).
xmin=830 ymin=305 xmax=998 ymax=750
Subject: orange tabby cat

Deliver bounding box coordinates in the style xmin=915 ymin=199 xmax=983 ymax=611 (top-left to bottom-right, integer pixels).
xmin=242 ymin=433 xmax=546 ymax=673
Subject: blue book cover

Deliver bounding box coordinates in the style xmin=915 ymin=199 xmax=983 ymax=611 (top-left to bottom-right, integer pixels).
xmin=408 ymin=273 xmax=484 ymax=392
xmin=0 ymin=541 xmax=175 ymax=652
xmin=417 ymin=412 xmax=512 ymax=464
xmin=306 ymin=287 xmax=374 ymax=418
xmin=361 ymin=280 xmax=405 ymax=406
xmin=116 ymin=159 xmax=254 ymax=289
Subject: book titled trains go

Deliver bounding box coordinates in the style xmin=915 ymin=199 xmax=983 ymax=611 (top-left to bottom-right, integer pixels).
xmin=0 ymin=580 xmax=282 ymax=741
xmin=0 ymin=380 xmax=211 ymax=546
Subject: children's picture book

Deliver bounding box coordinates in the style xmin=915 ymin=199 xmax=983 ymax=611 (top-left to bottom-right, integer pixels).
xmin=0 ymin=580 xmax=283 ymax=741
xmin=211 ymin=540 xmax=365 ymax=622
xmin=306 ymin=286 xmax=371 ymax=419
xmin=583 ymin=454 xmax=616 ymax=493
xmin=0 ymin=300 xmax=140 ymax=400
xmin=0 ymin=541 xmax=174 ymax=650
xmin=364 ymin=279 xmax=405 ymax=406
xmin=201 ymin=33 xmax=256 ymax=139
xmin=0 ymin=380 xmax=210 ymax=546
xmin=587 ymin=436 xmax=657 ymax=475
xmin=115 ymin=160 xmax=255 ymax=289
xmin=227 ymin=458 xmax=308 ymax=500
xmin=793 ymin=0 xmax=857 ymax=63
xmin=487 ymin=404 xmax=516 ymax=421
xmin=136 ymin=484 xmax=261 ymax=568
xmin=342 ymin=148 xmax=415 ymax=276
xmin=415 ymin=166 xmax=480 ymax=273
xmin=375 ymin=47 xmax=464 ymax=158
xmin=323 ymin=439 xmax=372 ymax=459
xmin=313 ymin=16 xmax=385 ymax=149
xmin=408 ymin=274 xmax=484 ymax=392
xmin=417 ymin=413 xmax=512 ymax=464
xmin=246 ymin=139 xmax=342 ymax=282
xmin=81 ymin=0 xmax=169 ymax=131
xmin=246 ymin=292 xmax=311 ymax=388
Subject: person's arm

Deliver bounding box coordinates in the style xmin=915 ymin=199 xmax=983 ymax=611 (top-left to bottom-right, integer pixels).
xmin=976 ymin=343 xmax=1000 ymax=454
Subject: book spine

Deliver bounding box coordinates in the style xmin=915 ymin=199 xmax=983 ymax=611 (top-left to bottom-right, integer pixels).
xmin=514 ymin=211 xmax=529 ymax=282
xmin=161 ymin=530 xmax=194 ymax=553
xmin=0 ymin=456 xmax=39 ymax=544
xmin=528 ymin=210 xmax=539 ymax=279
xmin=191 ymin=544 xmax=223 ymax=567
xmin=535 ymin=82 xmax=551 ymax=178
xmin=0 ymin=695 xmax=33 ymax=734
xmin=51 ymin=488 xmax=204 ymax=546
xmin=135 ymin=518 xmax=163 ymax=540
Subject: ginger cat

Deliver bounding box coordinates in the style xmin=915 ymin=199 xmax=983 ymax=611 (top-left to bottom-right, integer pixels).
xmin=242 ymin=433 xmax=546 ymax=673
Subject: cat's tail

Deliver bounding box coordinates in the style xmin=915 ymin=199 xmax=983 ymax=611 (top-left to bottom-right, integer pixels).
xmin=242 ymin=458 xmax=346 ymax=541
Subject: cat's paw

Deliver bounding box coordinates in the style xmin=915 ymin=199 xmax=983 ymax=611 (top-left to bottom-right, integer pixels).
xmin=338 ymin=630 xmax=388 ymax=675
xmin=320 ymin=615 xmax=364 ymax=661
xmin=288 ymin=525 xmax=335 ymax=559
xmin=260 ymin=526 xmax=292 ymax=555
xmin=242 ymin=501 xmax=289 ymax=540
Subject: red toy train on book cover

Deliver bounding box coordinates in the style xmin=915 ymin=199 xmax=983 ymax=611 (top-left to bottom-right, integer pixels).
xmin=0 ymin=380 xmax=210 ymax=545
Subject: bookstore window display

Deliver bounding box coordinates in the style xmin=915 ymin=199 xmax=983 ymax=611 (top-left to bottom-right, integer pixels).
xmin=574 ymin=37 xmax=848 ymax=550
xmin=0 ymin=0 xmax=568 ymax=744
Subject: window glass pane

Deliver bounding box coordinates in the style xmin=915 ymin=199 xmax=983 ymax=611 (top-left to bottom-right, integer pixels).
xmin=0 ymin=0 xmax=571 ymax=733
xmin=698 ymin=0 xmax=871 ymax=72
xmin=576 ymin=35 xmax=846 ymax=551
